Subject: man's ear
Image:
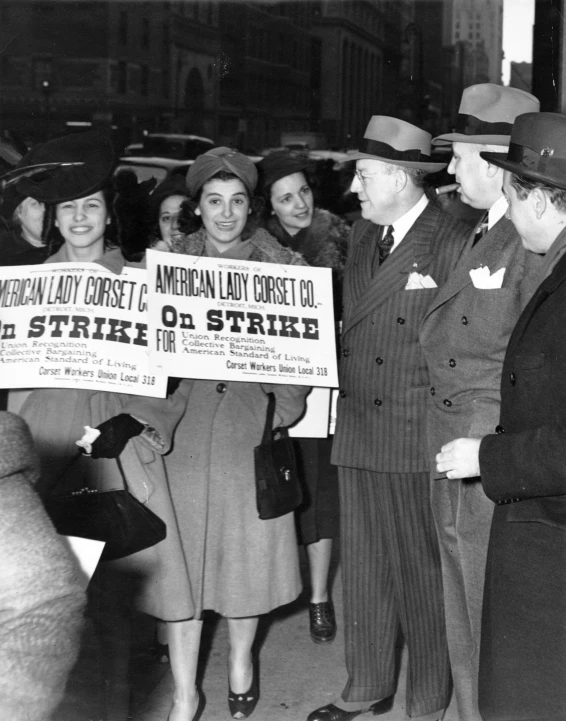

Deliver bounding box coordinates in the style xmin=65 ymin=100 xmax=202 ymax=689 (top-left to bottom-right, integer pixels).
xmin=395 ymin=167 xmax=409 ymax=192
xmin=532 ymin=187 xmax=548 ymax=219
xmin=485 ymin=162 xmax=501 ymax=179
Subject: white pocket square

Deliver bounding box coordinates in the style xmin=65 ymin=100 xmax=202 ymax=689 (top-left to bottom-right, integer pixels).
xmin=405 ymin=272 xmax=438 ymax=289
xmin=469 ymin=266 xmax=506 ymax=289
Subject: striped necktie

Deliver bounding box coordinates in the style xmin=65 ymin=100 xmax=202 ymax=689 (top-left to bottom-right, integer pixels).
xmin=372 ymin=226 xmax=395 ymax=274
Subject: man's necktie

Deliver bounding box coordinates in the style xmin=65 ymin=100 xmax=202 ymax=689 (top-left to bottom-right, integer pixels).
xmin=378 ymin=226 xmax=395 ymax=264
xmin=472 ymin=213 xmax=489 ymax=246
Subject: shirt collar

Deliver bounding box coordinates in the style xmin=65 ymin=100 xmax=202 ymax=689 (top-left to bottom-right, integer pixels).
xmin=487 ymin=195 xmax=508 ymax=230
xmin=389 ymin=193 xmax=429 ymax=252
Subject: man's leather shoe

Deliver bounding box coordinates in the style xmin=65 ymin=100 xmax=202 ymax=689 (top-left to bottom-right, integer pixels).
xmin=309 ymin=601 xmax=337 ymax=644
xmin=307 ymin=697 xmax=394 ymax=721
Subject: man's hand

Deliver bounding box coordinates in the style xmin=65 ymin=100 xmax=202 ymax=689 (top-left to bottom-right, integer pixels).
xmin=79 ymin=414 xmax=145 ymax=459
xmin=435 ymin=437 xmax=483 ymax=479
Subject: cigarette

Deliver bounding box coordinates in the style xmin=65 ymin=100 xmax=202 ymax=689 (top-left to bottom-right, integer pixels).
xmin=436 ymin=183 xmax=460 ymax=195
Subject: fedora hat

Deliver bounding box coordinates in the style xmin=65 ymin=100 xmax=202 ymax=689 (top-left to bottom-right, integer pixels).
xmin=14 ymin=130 xmax=115 ymax=204
xmin=481 ymin=112 xmax=566 ymax=191
xmin=433 ymin=84 xmax=540 ymax=146
xmin=349 ymin=116 xmax=446 ymax=172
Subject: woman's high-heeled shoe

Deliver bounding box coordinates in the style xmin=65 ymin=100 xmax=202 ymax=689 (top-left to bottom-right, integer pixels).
xmin=168 ymin=687 xmax=205 ymax=721
xmin=228 ymin=661 xmax=259 ymax=719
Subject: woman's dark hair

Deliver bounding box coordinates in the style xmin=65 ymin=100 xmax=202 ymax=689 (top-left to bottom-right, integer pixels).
xmin=41 ymin=171 xmax=156 ymax=261
xmin=41 ymin=179 xmax=119 ymax=258
xmin=178 ymin=170 xmax=264 ymax=240
xmin=259 ymin=167 xmax=317 ymax=223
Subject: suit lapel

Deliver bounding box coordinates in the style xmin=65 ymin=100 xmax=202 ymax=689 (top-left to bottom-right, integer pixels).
xmin=343 ymin=203 xmax=438 ymax=335
xmin=422 ymin=216 xmax=517 ymax=322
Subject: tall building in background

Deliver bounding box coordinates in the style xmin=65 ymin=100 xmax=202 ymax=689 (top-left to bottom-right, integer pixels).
xmin=445 ymin=0 xmax=504 ymax=85
xmin=0 ymin=0 xmax=510 ymax=152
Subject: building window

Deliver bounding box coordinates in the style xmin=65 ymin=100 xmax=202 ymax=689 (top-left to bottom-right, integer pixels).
xmin=142 ymin=18 xmax=150 ymax=49
xmin=141 ymin=65 xmax=149 ymax=96
xmin=119 ymin=11 xmax=128 ymax=44
xmin=118 ymin=61 xmax=127 ymax=93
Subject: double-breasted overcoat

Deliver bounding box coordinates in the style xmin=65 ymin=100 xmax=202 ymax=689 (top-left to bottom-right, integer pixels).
xmin=419 ymin=216 xmax=544 ymax=721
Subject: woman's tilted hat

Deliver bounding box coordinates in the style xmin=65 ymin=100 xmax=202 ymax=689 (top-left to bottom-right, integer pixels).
xmin=14 ymin=130 xmax=115 ymax=203
xmin=186 ymin=147 xmax=258 ymax=196
xmin=348 ymin=116 xmax=446 ymax=172
xmin=433 ymin=84 xmax=540 ymax=146
xmin=480 ymin=112 xmax=566 ymax=191
xmin=258 ymin=150 xmax=313 ymax=189
xmin=149 ymin=174 xmax=189 ymax=219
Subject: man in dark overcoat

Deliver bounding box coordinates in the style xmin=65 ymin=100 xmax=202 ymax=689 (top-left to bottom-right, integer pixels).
xmin=307 ymin=117 xmax=470 ymax=721
xmin=418 ymin=84 xmax=542 ymax=721
xmin=436 ymin=111 xmax=566 ymax=721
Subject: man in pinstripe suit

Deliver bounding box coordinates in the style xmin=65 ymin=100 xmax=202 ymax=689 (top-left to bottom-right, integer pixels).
xmin=308 ymin=117 xmax=470 ymax=721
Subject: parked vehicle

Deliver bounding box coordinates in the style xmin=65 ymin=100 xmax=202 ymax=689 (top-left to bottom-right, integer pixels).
xmin=142 ymin=134 xmax=214 ymax=160
xmin=114 ymin=156 xmax=193 ymax=184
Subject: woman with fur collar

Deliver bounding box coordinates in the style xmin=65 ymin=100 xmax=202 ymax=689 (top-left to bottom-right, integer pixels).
xmin=257 ymin=151 xmax=348 ymax=649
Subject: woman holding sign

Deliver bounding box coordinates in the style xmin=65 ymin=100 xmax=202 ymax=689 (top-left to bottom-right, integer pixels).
xmin=15 ymin=131 xmax=194 ymax=721
xmin=157 ymin=147 xmax=310 ymax=721
xmin=257 ymin=150 xmax=348 ymax=646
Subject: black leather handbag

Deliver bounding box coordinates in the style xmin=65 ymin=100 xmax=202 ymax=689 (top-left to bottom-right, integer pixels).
xmin=45 ymin=454 xmax=167 ymax=561
xmin=254 ymin=392 xmax=302 ymax=520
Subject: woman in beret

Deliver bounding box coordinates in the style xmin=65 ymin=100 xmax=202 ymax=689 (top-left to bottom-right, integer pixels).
xmin=153 ymin=147 xmax=309 ymax=721
xmin=16 ymin=130 xmax=195 ymax=721
xmin=257 ymin=150 xmax=348 ymax=645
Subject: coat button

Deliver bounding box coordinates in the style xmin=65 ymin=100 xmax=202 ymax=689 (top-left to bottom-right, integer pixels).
xmin=430 ymin=387 xmax=435 ymax=396
xmin=495 ymin=425 xmax=505 ymax=434
xmin=397 ymin=317 xmax=405 ymax=325
xmin=374 ymin=398 xmax=382 ymax=406
xmin=216 ymin=383 xmax=227 ymax=393
xmin=510 ymin=372 xmax=516 ymax=385
xmin=342 ymin=349 xmax=350 ymax=357
xmin=339 ymin=390 xmax=346 ymax=398
xmin=449 ymin=359 xmax=456 ymax=367
xmin=375 ymin=357 xmax=383 ymax=364
xmin=443 ymin=399 xmax=452 ymax=407
xmin=461 ymin=316 xmax=468 ymax=325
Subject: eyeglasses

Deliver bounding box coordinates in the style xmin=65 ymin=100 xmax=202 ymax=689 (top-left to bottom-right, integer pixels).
xmin=354 ymin=169 xmax=381 ymax=185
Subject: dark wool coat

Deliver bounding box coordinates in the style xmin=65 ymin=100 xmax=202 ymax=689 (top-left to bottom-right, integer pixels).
xmin=20 ymin=247 xmax=195 ymax=622
xmin=477 ymin=239 xmax=566 ymax=721
xmin=0 ymin=412 xmax=85 ymax=721
xmin=140 ymin=227 xmax=311 ymax=617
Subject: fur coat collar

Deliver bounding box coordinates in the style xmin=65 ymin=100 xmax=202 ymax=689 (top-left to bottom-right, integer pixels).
xmin=171 ymin=226 xmax=307 ymax=266
xmin=265 ymin=208 xmax=349 ymax=273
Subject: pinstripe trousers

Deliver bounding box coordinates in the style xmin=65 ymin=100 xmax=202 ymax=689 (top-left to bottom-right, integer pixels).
xmin=339 ymin=467 xmax=451 ymax=718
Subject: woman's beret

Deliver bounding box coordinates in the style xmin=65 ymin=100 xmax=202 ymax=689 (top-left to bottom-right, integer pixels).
xmin=257 ymin=150 xmax=312 ymax=190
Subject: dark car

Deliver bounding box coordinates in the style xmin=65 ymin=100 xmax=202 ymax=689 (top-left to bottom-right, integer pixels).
xmin=114 ymin=156 xmax=194 ymax=184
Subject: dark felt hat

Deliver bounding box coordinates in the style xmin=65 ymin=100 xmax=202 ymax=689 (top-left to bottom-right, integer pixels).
xmin=149 ymin=175 xmax=189 ymax=220
xmin=258 ymin=150 xmax=313 ymax=189
xmin=433 ymin=84 xmax=540 ymax=146
xmin=14 ymin=130 xmax=115 ymax=204
xmin=349 ymin=116 xmax=446 ymax=172
xmin=481 ymin=112 xmax=566 ymax=191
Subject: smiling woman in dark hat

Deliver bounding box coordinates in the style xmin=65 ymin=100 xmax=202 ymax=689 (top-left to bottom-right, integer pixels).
xmin=16 ymin=130 xmax=196 ymax=718
xmin=145 ymin=146 xmax=310 ymax=721
xmin=257 ymin=149 xmax=348 ymax=648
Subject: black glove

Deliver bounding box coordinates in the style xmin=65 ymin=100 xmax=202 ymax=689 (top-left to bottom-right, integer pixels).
xmin=85 ymin=414 xmax=145 ymax=459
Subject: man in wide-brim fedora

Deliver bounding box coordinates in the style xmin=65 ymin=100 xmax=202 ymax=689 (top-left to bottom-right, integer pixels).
xmin=436 ymin=110 xmax=566 ymax=721
xmin=419 ymin=84 xmax=543 ymax=721
xmin=307 ymin=117 xmax=470 ymax=721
